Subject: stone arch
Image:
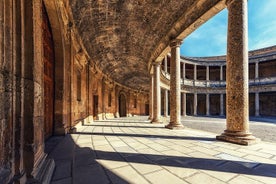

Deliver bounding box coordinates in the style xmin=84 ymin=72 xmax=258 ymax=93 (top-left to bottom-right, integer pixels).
xmin=43 ymin=0 xmax=69 ymax=135
xmin=42 ymin=2 xmax=55 ymax=139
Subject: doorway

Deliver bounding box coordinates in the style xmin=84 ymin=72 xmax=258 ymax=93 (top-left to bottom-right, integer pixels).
xmin=43 ymin=4 xmax=54 ymax=139
xmin=119 ymin=93 xmax=127 ymax=117
xmin=93 ymin=95 xmax=99 ymax=120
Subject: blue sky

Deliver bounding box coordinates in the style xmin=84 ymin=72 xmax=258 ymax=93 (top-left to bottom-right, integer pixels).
xmin=180 ymin=0 xmax=276 ymax=57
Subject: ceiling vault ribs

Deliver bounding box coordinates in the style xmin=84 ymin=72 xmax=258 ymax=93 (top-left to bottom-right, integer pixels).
xmin=69 ymin=0 xmax=226 ymax=91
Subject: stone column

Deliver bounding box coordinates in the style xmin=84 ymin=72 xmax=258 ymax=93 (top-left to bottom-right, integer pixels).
xmin=206 ymin=94 xmax=210 ymax=116
xmin=255 ymin=62 xmax=259 ymax=79
xmin=220 ymin=94 xmax=224 ymax=116
xmin=164 ymin=55 xmax=168 ymax=73
xmin=220 ymin=65 xmax=223 ymax=81
xmin=194 ymin=65 xmax=197 ymax=80
xmin=255 ymin=92 xmax=260 ymax=116
xmin=216 ymin=0 xmax=259 ymax=145
xmin=164 ymin=89 xmax=168 ymax=117
xmin=194 ymin=93 xmax=197 ymax=116
xmin=165 ymin=39 xmax=184 ymax=129
xmin=152 ymin=62 xmax=161 ymax=123
xmin=183 ymin=62 xmax=186 ymax=79
xmin=206 ymin=65 xmax=210 ymax=86
xmin=182 ymin=93 xmax=186 ymax=116
xmin=148 ymin=73 xmax=154 ymax=120
xmin=206 ymin=66 xmax=210 ymax=81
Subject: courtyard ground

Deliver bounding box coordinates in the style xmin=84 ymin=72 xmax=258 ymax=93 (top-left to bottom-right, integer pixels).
xmin=47 ymin=116 xmax=276 ymax=184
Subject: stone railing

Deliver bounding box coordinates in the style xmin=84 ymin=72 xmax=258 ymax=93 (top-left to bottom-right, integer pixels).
xmin=160 ymin=69 xmax=276 ymax=89
xmin=249 ymin=77 xmax=276 ymax=85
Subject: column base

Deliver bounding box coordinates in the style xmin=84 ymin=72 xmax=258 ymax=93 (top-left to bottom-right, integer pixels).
xmin=216 ymin=131 xmax=260 ymax=145
xmin=165 ymin=122 xmax=184 ymax=130
xmin=31 ymin=153 xmax=55 ymax=184
xmin=151 ymin=119 xmax=162 ymax=124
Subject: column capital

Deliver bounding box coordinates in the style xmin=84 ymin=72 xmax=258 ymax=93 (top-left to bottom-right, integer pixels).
xmin=152 ymin=61 xmax=161 ymax=67
xmin=170 ymin=39 xmax=183 ymax=48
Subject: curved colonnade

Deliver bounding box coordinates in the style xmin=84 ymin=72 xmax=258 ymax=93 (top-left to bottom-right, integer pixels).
xmin=149 ymin=0 xmax=275 ymax=146
xmin=160 ymin=46 xmax=276 ymax=117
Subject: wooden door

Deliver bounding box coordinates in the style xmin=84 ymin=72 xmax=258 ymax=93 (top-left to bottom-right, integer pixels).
xmin=93 ymin=95 xmax=99 ymax=120
xmin=119 ymin=94 xmax=127 ymax=117
xmin=43 ymin=5 xmax=54 ymax=139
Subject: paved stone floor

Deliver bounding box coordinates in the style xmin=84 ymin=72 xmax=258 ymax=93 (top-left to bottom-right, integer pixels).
xmin=48 ymin=116 xmax=276 ymax=184
xmin=179 ymin=116 xmax=276 ymax=142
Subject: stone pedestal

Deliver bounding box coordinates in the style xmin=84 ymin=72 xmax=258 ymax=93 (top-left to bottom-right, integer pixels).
xmin=165 ymin=39 xmax=184 ymax=129
xmin=216 ymin=0 xmax=259 ymax=145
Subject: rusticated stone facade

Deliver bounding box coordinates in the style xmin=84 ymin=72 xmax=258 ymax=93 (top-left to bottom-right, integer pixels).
xmin=1 ymin=0 xmax=275 ymax=183
xmin=0 ymin=0 xmax=149 ymax=183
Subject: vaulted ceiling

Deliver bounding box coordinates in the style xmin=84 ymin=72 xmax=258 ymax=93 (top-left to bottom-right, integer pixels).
xmin=69 ymin=0 xmax=226 ymax=91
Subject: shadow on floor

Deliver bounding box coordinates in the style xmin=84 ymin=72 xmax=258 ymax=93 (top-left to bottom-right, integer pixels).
xmin=47 ymin=131 xmax=276 ymax=184
xmin=84 ymin=124 xmax=164 ymax=129
xmin=72 ymin=132 xmax=216 ymax=142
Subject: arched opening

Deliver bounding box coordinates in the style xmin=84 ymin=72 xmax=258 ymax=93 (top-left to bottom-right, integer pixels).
xmin=42 ymin=3 xmax=55 ymax=139
xmin=43 ymin=1 xmax=68 ymax=135
xmin=119 ymin=93 xmax=127 ymax=117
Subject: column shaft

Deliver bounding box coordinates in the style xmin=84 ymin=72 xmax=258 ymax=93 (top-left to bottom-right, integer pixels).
xmin=255 ymin=62 xmax=259 ymax=79
xmin=182 ymin=93 xmax=186 ymax=116
xmin=164 ymin=89 xmax=168 ymax=117
xmin=194 ymin=65 xmax=197 ymax=80
xmin=255 ymin=92 xmax=260 ymax=116
xmin=194 ymin=93 xmax=197 ymax=116
xmin=220 ymin=94 xmax=224 ymax=116
xmin=183 ymin=62 xmax=186 ymax=79
xmin=148 ymin=74 xmax=154 ymax=120
xmin=164 ymin=55 xmax=168 ymax=73
xmin=166 ymin=39 xmax=184 ymax=129
xmin=220 ymin=65 xmax=223 ymax=81
xmin=206 ymin=66 xmax=209 ymax=81
xmin=152 ymin=63 xmax=161 ymax=123
xmin=217 ymin=0 xmax=259 ymax=145
xmin=206 ymin=94 xmax=210 ymax=116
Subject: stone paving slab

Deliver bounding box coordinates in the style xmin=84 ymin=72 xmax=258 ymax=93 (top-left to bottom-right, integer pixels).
xmin=49 ymin=116 xmax=276 ymax=184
